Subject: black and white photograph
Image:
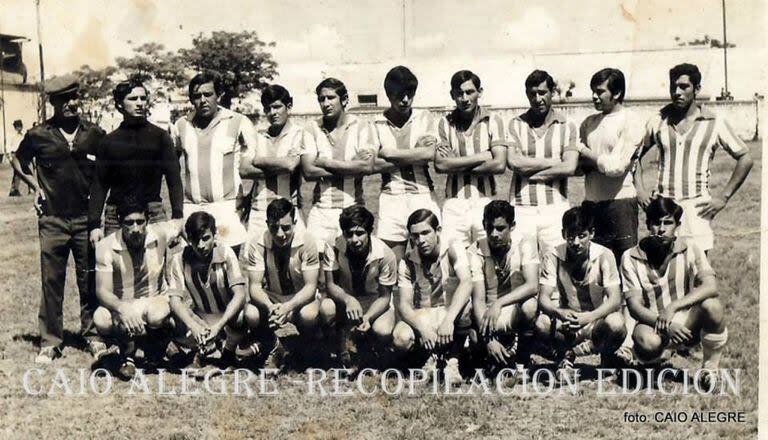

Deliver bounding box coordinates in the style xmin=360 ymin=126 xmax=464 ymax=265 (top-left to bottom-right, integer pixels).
xmin=0 ymin=0 xmax=765 ymax=438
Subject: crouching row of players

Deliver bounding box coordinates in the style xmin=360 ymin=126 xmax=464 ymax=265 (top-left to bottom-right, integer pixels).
xmin=91 ymin=196 xmax=727 ymax=387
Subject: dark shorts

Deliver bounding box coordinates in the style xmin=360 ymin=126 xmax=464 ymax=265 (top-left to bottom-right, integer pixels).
xmin=104 ymin=201 xmax=167 ymax=235
xmin=582 ymin=197 xmax=638 ymax=259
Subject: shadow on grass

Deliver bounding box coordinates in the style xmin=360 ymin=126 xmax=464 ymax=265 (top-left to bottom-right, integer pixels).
xmin=12 ymin=330 xmax=87 ymax=351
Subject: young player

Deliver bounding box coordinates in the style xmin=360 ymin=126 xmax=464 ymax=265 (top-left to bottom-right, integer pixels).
xmin=371 ymin=66 xmax=441 ymax=261
xmin=621 ymin=197 xmax=726 ymax=384
xmin=392 ymin=209 xmax=473 ymax=386
xmin=320 ymin=205 xmax=398 ymax=366
xmin=469 ymin=200 xmax=539 ymax=373
xmin=301 ymin=78 xmax=377 ymax=251
xmin=93 ymin=199 xmax=182 ymax=378
xmin=506 ymin=70 xmax=579 ymax=258
xmin=167 ymin=211 xmax=250 ymax=372
xmin=434 ymin=70 xmax=507 ymax=248
xmin=240 ymin=84 xmax=306 ymax=239
xmin=173 ymin=71 xmax=260 ymax=250
xmin=241 ymin=198 xmax=322 ymax=371
xmin=578 ymin=68 xmax=643 ymax=264
xmin=635 ymin=63 xmax=753 ymax=252
xmin=535 ymin=207 xmax=626 ymax=375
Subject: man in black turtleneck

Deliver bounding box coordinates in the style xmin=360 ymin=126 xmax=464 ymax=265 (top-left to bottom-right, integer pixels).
xmin=87 ymin=78 xmax=184 ymax=243
xmin=11 ymin=75 xmax=107 ymax=364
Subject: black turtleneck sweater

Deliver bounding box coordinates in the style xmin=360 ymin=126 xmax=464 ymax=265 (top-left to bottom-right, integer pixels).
xmin=88 ymin=119 xmax=184 ymax=230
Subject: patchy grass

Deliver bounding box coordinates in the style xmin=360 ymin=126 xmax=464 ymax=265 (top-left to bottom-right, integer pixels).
xmin=0 ymin=143 xmax=760 ymax=439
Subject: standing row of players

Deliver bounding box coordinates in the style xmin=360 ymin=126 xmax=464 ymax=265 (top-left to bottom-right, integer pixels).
xmin=12 ymin=62 xmax=750 ymax=383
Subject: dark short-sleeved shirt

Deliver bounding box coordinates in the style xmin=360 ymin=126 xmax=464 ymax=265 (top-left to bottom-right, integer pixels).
xmin=16 ymin=119 xmax=105 ymax=217
xmin=88 ymin=120 xmax=184 ymax=230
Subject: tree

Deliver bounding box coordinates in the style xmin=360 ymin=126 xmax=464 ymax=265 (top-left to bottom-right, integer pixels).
xmin=115 ymin=42 xmax=187 ymax=87
xmin=178 ymin=31 xmax=278 ymax=107
xmin=675 ymin=35 xmax=735 ymax=48
xmin=72 ymin=64 xmax=118 ymax=123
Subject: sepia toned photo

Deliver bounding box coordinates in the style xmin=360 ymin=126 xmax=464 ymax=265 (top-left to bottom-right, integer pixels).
xmin=0 ymin=1 xmax=764 ymax=438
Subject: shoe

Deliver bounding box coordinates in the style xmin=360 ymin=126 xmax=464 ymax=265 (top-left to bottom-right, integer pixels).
xmin=556 ymin=350 xmax=576 ymax=381
xmin=118 ymin=356 xmax=137 ymax=379
xmin=263 ymin=339 xmax=286 ymax=374
xmin=443 ymin=357 xmax=463 ymax=387
xmin=8 ymin=189 xmax=21 ymax=197
xmin=35 ymin=346 xmax=62 ymax=364
xmin=572 ymin=340 xmax=594 ymax=357
xmin=235 ymin=342 xmax=261 ymax=358
xmin=219 ymin=349 xmax=238 ymax=369
xmin=85 ymin=340 xmax=108 ymax=359
xmin=697 ymin=369 xmax=718 ymax=391
xmin=422 ymin=353 xmax=439 ymax=372
xmin=612 ymin=346 xmax=636 ymax=367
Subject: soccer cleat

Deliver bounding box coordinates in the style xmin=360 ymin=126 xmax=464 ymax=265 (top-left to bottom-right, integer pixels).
xmin=556 ymin=350 xmax=577 ymax=380
xmin=572 ymin=340 xmax=594 ymax=357
xmin=421 ymin=353 xmax=439 ymax=372
xmin=263 ymin=339 xmax=286 ymax=374
xmin=443 ymin=357 xmax=463 ymax=387
xmin=85 ymin=340 xmax=109 ymax=360
xmin=612 ymin=346 xmax=636 ymax=367
xmin=34 ymin=346 xmax=62 ymax=364
xmin=118 ymin=356 xmax=137 ymax=379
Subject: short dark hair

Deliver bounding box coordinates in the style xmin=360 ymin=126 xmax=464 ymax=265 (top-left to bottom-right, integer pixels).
xmin=384 ymin=65 xmax=418 ymax=97
xmin=266 ymin=198 xmax=295 ymax=224
xmin=261 ymin=84 xmax=293 ymax=109
xmin=185 ymin=211 xmax=217 ymax=243
xmin=116 ymin=196 xmax=148 ymax=222
xmin=483 ymin=200 xmax=516 ymax=227
xmin=645 ymin=196 xmax=683 ymax=226
xmin=339 ymin=205 xmax=375 ymax=233
xmin=525 ymin=70 xmax=556 ymax=93
xmin=450 ymin=70 xmax=481 ymax=92
xmin=562 ymin=206 xmax=594 ymax=235
xmin=669 ymin=63 xmax=702 ymax=88
xmin=189 ymin=71 xmax=225 ymax=97
xmin=12 ymin=119 xmax=22 ymax=128
xmin=315 ymin=77 xmax=348 ymax=101
xmin=590 ymin=68 xmax=626 ymax=103
xmin=113 ymin=78 xmax=148 ymax=108
xmin=406 ymin=209 xmax=440 ymax=232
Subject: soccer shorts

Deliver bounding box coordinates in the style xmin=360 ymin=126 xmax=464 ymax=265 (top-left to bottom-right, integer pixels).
xmin=514 ymin=202 xmax=569 ymax=257
xmin=441 ymin=197 xmax=491 ymax=248
xmin=247 ymin=207 xmax=306 ymax=242
xmin=184 ymin=199 xmax=248 ymax=248
xmin=582 ymin=197 xmax=639 ymax=260
xmin=94 ymin=295 xmax=170 ymax=333
xmin=306 ymin=206 xmax=343 ymax=251
xmin=377 ymin=192 xmax=441 ymax=242
xmin=677 ymin=196 xmax=714 ymax=251
xmin=396 ymin=303 xmax=473 ymax=332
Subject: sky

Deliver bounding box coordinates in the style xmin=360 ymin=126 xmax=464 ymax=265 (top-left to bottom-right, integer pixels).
xmin=2 ymin=0 xmax=766 ymax=108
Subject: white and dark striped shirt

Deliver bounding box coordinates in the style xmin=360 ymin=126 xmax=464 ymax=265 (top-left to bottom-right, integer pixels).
xmin=374 ymin=109 xmax=436 ymax=195
xmin=251 ymin=121 xmax=305 ymax=211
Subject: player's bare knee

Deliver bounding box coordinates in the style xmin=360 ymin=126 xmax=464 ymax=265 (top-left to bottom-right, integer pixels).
xmin=520 ymin=298 xmax=538 ymax=324
xmin=298 ymin=304 xmax=320 ymax=329
xmin=392 ymin=325 xmax=414 ymax=351
xmin=633 ymin=325 xmax=663 ymax=358
xmin=699 ymin=297 xmax=724 ymax=327
xmin=319 ymin=298 xmax=336 ymax=326
xmin=244 ymin=304 xmax=261 ymax=328
xmin=372 ymin=320 xmax=393 ymax=343
xmin=534 ymin=314 xmax=552 ymax=339
xmin=603 ymin=312 xmax=626 ymax=337
xmin=93 ymin=307 xmax=114 ymax=334
xmin=145 ymin=300 xmax=171 ymax=328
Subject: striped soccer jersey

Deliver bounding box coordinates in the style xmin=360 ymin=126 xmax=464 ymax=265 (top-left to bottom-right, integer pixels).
xmin=620 ymin=239 xmax=715 ymax=314
xmin=95 ymin=225 xmax=174 ymax=300
xmin=167 ymin=244 xmax=245 ymax=315
xmin=323 ymin=235 xmax=397 ymax=300
xmin=641 ymin=105 xmax=748 ymax=200
xmin=375 ymin=109 xmax=436 ymax=195
xmin=469 ymin=232 xmax=539 ymax=303
xmin=507 ymin=109 xmax=579 ymax=206
xmin=437 ymin=107 xmax=506 ymax=200
xmin=242 ymin=230 xmax=320 ymax=298
xmin=303 ymin=115 xmax=378 ymax=209
xmin=173 ymin=107 xmax=259 ymax=204
xmin=398 ymin=240 xmax=468 ymax=309
xmin=540 ymin=242 xmax=620 ymax=312
xmin=251 ymin=121 xmax=305 ymax=211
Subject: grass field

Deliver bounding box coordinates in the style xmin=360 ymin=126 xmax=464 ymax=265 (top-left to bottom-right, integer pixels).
xmin=0 ymin=143 xmax=761 ymax=439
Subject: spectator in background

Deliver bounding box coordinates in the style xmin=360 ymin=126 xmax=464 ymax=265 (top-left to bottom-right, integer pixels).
xmin=7 ymin=119 xmax=34 ymax=196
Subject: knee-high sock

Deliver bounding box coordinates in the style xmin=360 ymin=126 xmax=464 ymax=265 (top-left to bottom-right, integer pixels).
xmin=700 ymin=327 xmax=728 ymax=369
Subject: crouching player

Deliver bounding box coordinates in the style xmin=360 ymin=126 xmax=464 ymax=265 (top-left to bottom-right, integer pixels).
xmin=94 ymin=199 xmax=182 ymax=378
xmin=621 ymin=197 xmax=725 ymax=385
xmin=469 ymin=200 xmax=538 ymax=375
xmin=535 ymin=207 xmax=626 ymax=375
xmin=320 ymin=205 xmax=398 ymax=367
xmin=392 ymin=209 xmax=473 ymax=386
xmin=241 ymin=198 xmax=322 ymax=371
xmin=167 ymin=211 xmax=250 ymax=373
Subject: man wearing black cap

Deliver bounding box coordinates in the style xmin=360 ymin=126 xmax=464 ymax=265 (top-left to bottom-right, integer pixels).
xmin=11 ymin=74 xmax=108 ymax=363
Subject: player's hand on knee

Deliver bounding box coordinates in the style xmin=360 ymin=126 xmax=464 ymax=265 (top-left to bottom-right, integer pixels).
xmin=481 ymin=303 xmax=502 ymax=336
xmin=655 ymin=307 xmax=675 ymax=333
xmin=190 ymin=324 xmax=210 ymax=347
xmin=437 ymin=320 xmax=454 ymax=346
xmin=118 ymin=304 xmax=146 ymax=336
xmin=419 ymin=326 xmax=439 ymax=351
xmin=666 ymin=322 xmax=692 ymax=345
xmin=355 ymin=317 xmax=371 ymax=333
xmin=487 ymin=339 xmax=511 ymax=364
xmin=345 ymin=297 xmax=364 ymax=323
